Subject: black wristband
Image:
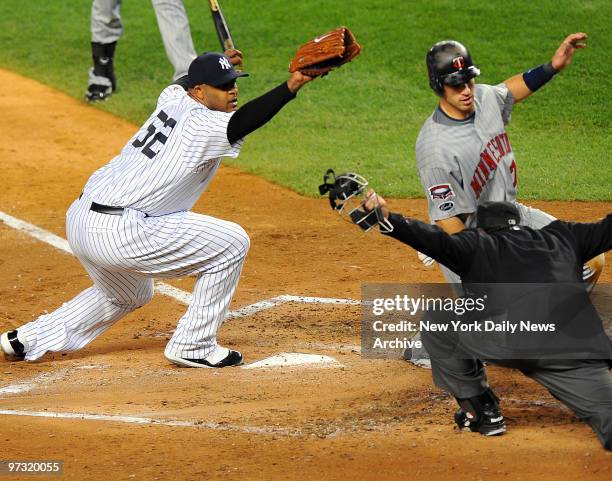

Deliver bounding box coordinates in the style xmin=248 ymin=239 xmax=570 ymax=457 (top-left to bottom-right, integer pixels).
xmin=522 ymin=62 xmax=559 ymax=92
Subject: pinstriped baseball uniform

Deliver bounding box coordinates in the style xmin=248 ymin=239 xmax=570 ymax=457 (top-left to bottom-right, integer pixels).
xmin=416 ymin=83 xmax=555 ymax=282
xmin=17 ymin=83 xmax=249 ymax=362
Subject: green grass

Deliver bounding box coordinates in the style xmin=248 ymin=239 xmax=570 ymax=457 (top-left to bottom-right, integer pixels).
xmin=0 ymin=0 xmax=610 ymax=200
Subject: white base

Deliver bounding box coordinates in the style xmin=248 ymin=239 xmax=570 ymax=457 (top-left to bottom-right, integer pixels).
xmin=242 ymin=352 xmax=342 ymax=369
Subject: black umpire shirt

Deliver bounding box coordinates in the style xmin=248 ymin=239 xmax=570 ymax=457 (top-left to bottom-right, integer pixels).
xmin=384 ymin=213 xmax=612 ymax=360
xmin=385 ymin=213 xmax=611 ymax=284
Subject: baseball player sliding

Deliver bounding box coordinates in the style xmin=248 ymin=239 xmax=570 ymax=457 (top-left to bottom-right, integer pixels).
xmin=416 ymin=33 xmax=604 ymax=283
xmin=1 ymin=37 xmax=356 ymax=367
xmin=407 ymin=33 xmax=605 ymax=366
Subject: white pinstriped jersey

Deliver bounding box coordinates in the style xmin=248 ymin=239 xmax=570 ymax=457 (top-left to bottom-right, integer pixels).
xmin=84 ymin=84 xmax=243 ymax=216
xmin=416 ymin=83 xmax=517 ymax=227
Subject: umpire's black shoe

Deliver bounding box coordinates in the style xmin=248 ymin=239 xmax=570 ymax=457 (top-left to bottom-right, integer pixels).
xmin=454 ymin=408 xmax=506 ymax=436
xmin=0 ymin=330 xmax=28 ymax=360
xmin=165 ymin=347 xmax=243 ymax=368
xmin=454 ymin=388 xmax=506 ymax=436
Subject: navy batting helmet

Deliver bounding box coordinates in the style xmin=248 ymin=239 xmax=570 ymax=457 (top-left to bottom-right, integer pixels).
xmin=426 ymin=40 xmax=480 ymax=95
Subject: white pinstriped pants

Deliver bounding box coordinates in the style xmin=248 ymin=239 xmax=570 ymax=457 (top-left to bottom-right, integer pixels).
xmin=19 ymin=196 xmax=250 ymax=361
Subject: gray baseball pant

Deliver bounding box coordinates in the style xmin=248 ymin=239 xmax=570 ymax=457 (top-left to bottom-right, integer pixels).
xmin=91 ymin=0 xmax=197 ymax=79
xmin=427 ymin=342 xmax=612 ymax=450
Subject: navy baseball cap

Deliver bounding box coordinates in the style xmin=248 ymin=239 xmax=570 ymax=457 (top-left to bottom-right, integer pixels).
xmin=477 ymin=201 xmax=520 ymax=232
xmin=187 ymin=52 xmax=249 ymax=88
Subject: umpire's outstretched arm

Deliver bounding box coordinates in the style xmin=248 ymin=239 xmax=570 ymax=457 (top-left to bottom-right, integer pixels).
xmin=562 ymin=214 xmax=612 ymax=263
xmin=383 ymin=213 xmax=478 ymax=277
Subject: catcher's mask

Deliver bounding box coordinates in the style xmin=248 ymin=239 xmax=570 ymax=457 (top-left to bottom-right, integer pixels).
xmin=318 ymin=169 xmax=393 ymax=233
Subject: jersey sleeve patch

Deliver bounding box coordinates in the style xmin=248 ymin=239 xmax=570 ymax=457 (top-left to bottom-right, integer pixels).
xmin=428 ymin=183 xmax=455 ymax=200
xmin=438 ymin=201 xmax=455 ymax=212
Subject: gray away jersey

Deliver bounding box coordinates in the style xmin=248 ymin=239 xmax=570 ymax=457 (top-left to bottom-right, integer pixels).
xmin=416 ymin=83 xmax=517 ymax=227
xmin=84 ymin=84 xmax=243 ymax=216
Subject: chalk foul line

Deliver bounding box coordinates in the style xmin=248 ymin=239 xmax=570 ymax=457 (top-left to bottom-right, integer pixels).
xmin=0 ymin=369 xmax=71 ymax=396
xmin=0 ymin=409 xmax=300 ymax=436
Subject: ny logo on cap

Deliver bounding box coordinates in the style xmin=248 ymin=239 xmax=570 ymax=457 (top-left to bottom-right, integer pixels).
xmin=219 ymin=57 xmax=232 ymax=70
xmin=452 ymin=56 xmax=465 ymax=70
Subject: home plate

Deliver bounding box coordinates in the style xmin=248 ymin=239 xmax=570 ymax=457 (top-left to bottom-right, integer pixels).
xmin=242 ymin=353 xmax=343 ymax=369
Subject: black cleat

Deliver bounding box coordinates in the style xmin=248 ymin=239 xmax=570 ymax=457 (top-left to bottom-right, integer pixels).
xmin=455 ymin=388 xmax=507 ymax=436
xmin=0 ymin=330 xmax=28 ymax=360
xmin=86 ymin=42 xmax=117 ymax=102
xmin=85 ymin=81 xmax=114 ymax=102
xmin=454 ymin=408 xmax=506 ymax=436
xmin=85 ymin=66 xmax=115 ymax=102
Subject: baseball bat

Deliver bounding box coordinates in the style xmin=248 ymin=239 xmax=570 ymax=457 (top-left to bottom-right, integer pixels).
xmin=208 ymin=0 xmax=235 ymax=51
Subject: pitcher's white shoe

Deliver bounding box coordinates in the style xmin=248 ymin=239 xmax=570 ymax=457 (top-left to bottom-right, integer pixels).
xmin=165 ymin=346 xmax=243 ymax=368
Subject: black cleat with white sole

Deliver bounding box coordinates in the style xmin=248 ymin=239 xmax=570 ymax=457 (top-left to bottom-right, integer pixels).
xmin=0 ymin=329 xmax=28 ymax=360
xmin=454 ymin=388 xmax=507 ymax=436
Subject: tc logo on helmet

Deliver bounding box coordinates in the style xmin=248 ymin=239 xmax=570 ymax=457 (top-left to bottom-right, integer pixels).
xmin=452 ymin=56 xmax=465 ymax=70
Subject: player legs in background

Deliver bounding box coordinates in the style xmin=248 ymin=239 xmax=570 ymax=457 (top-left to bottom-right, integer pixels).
xmin=151 ymin=0 xmax=197 ymax=80
xmin=86 ymin=0 xmax=198 ymax=101
xmin=87 ymin=0 xmax=122 ymax=102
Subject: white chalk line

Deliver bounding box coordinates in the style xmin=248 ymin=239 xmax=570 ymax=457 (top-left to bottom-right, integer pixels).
xmin=0 ymin=364 xmax=113 ymax=398
xmin=0 ymin=211 xmax=360 ymax=316
xmin=0 ymin=369 xmax=71 ymax=396
xmin=0 ymin=409 xmax=299 ymax=436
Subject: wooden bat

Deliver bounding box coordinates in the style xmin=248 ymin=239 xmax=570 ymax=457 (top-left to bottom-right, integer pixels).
xmin=208 ymin=0 xmax=235 ymax=51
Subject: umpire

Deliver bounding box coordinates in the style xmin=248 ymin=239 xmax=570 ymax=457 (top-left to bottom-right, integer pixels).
xmin=363 ymin=194 xmax=612 ymax=449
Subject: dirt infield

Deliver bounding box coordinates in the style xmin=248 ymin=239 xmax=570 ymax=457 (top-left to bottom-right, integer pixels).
xmin=0 ymin=68 xmax=610 ymax=480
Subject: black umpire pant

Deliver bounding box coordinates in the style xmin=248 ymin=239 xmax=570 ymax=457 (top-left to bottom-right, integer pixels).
xmin=427 ymin=346 xmax=612 ymax=450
